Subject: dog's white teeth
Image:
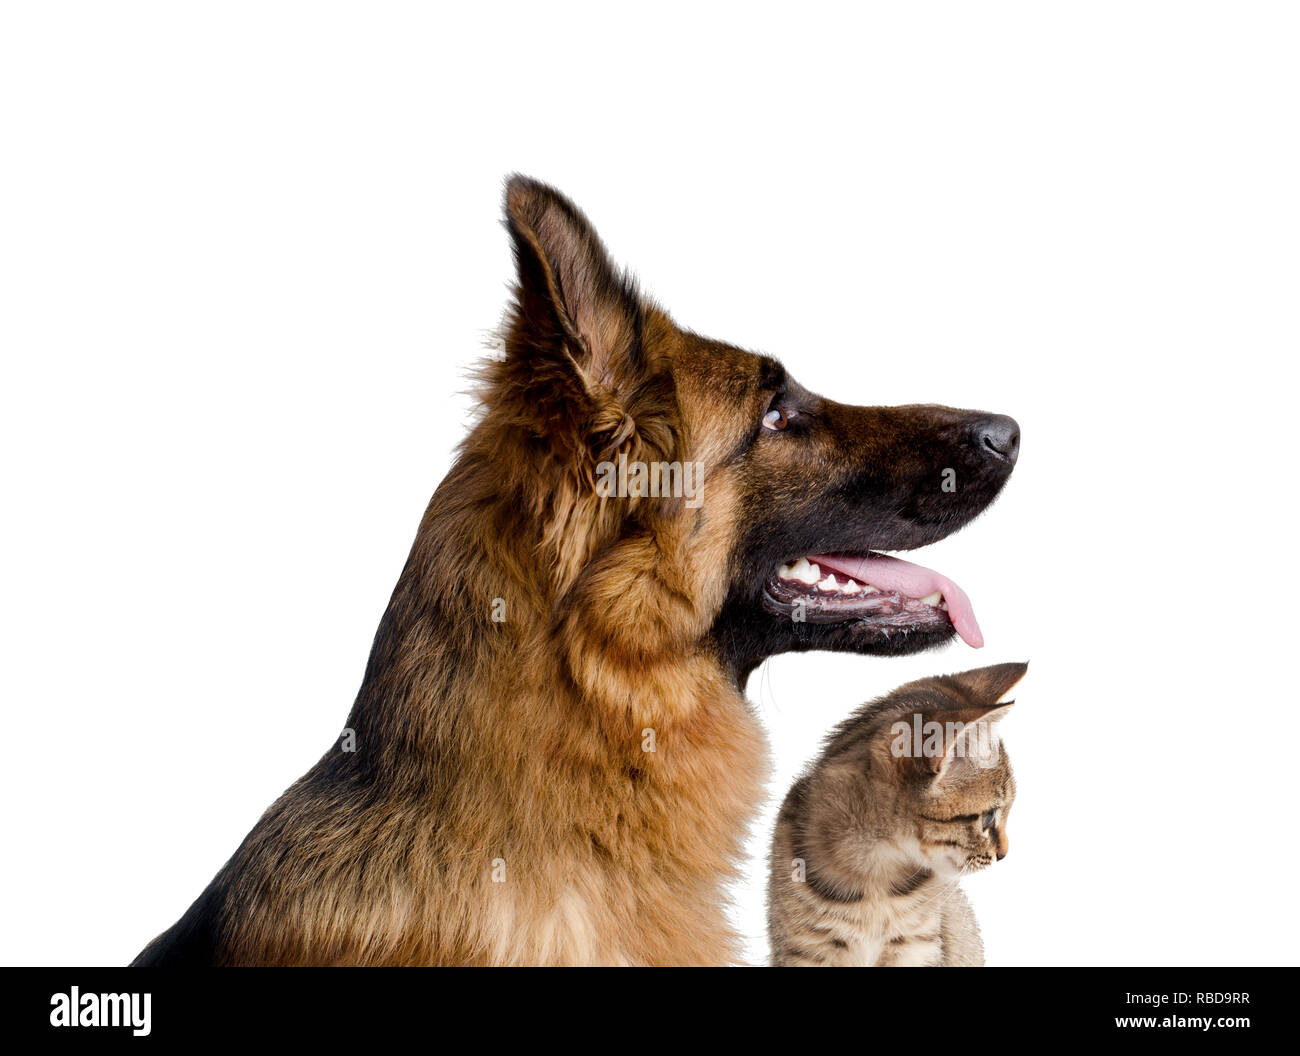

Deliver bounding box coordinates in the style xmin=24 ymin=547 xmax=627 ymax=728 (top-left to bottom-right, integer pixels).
xmin=777 ymin=558 xmax=826 ymax=586
xmin=842 ymin=579 xmax=862 ymax=595
xmin=818 ymin=574 xmax=839 ymax=592
xmin=919 ymin=591 xmax=943 ymax=606
xmin=788 ymin=558 xmax=821 ymax=584
xmin=861 ymin=584 xmax=880 ymax=594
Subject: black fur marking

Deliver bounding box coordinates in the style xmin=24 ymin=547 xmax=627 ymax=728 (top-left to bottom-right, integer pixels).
xmin=129 ymin=881 xmax=223 ymax=967
xmin=889 ymin=869 xmax=934 ymax=897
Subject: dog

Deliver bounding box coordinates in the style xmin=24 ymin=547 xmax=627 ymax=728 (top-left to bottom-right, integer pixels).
xmin=131 ymin=177 xmax=1019 ymax=966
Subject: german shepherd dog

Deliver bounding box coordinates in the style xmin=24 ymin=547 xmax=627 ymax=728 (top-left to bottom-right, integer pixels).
xmin=132 ymin=177 xmax=1019 ymax=966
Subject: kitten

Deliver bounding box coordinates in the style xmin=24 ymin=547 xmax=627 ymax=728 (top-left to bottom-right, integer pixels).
xmin=767 ymin=662 xmax=1026 ymax=967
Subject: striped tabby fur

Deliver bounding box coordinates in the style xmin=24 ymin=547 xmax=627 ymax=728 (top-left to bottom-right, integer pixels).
xmin=767 ymin=663 xmax=1026 ymax=967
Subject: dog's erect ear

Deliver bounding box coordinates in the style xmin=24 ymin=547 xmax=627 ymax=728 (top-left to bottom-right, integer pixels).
xmin=493 ymin=178 xmax=677 ymax=592
xmin=943 ymin=662 xmax=1029 ymax=705
xmin=504 ymin=176 xmax=642 ymax=396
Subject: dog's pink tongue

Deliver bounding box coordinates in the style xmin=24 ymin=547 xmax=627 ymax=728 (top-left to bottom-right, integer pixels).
xmin=809 ymin=553 xmax=984 ymax=648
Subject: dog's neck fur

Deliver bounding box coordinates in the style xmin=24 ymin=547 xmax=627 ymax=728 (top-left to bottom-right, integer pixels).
xmin=313 ymin=434 xmax=767 ymax=964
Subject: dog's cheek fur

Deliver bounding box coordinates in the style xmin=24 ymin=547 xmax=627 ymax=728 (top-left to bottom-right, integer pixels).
xmin=556 ymin=471 xmax=746 ymax=724
xmin=473 ymin=350 xmax=679 ymax=596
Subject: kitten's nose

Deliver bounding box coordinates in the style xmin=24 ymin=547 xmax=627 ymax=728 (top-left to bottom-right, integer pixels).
xmin=991 ymin=827 xmax=1009 ymax=860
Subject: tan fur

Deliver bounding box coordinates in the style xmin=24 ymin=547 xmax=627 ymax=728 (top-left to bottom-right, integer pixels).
xmin=166 ymin=183 xmax=774 ymax=966
xmin=133 ymin=177 xmax=1020 ymax=968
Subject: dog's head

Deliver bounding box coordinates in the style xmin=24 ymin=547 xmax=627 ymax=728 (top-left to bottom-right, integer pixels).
xmin=475 ymin=177 xmax=1017 ymax=690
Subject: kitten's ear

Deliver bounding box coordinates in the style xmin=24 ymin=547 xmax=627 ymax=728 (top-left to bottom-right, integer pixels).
xmin=503 ymin=175 xmax=643 ymax=400
xmin=927 ymin=703 xmax=1014 ymax=778
xmin=944 ymin=662 xmax=1029 ymax=705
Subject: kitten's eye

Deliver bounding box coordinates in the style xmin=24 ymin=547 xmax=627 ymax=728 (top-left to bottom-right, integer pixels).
xmin=980 ymin=809 xmax=998 ymax=831
xmin=762 ymin=406 xmax=790 ymax=431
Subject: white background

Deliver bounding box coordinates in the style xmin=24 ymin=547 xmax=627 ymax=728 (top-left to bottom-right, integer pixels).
xmin=3 ymin=2 xmax=1297 ymax=967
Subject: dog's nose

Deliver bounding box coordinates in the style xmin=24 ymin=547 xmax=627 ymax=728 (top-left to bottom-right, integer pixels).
xmin=974 ymin=415 xmax=1019 ymax=465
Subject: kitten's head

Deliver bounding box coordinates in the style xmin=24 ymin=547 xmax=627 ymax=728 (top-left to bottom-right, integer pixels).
xmin=815 ymin=662 xmax=1027 ymax=880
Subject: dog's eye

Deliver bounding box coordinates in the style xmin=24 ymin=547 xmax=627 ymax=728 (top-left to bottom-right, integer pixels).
xmin=762 ymin=406 xmax=790 ymax=431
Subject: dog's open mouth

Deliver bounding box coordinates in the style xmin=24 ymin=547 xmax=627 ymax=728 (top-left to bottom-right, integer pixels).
xmin=760 ymin=552 xmax=984 ymax=648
